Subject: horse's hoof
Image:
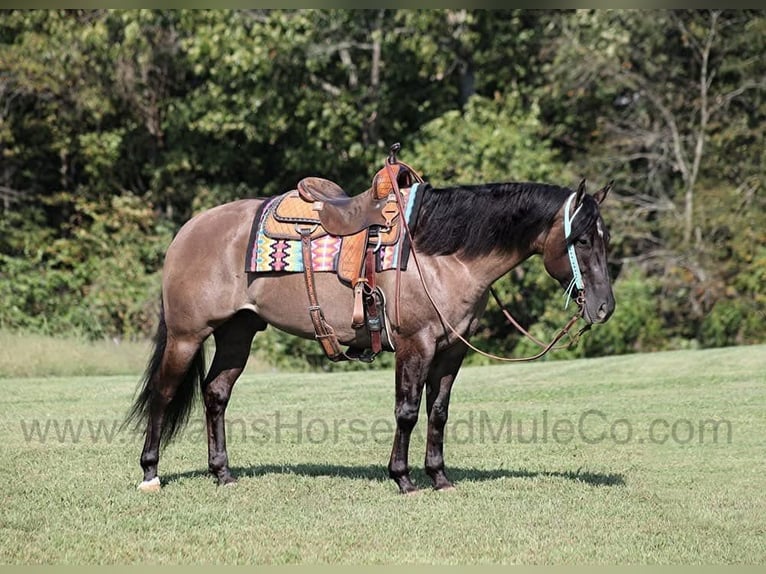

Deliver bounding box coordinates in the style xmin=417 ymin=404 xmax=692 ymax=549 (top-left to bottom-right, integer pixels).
xmin=215 ymin=472 xmax=238 ymax=487
xmin=436 ymin=484 xmax=456 ymax=492
xmin=137 ymin=477 xmax=161 ymax=492
xmin=404 ymin=488 xmax=423 ymax=496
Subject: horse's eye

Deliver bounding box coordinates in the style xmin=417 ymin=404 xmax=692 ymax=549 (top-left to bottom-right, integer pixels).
xmin=576 ymin=237 xmax=590 ymax=247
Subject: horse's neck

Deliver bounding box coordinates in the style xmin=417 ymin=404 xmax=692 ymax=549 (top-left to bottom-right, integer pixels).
xmin=460 ymin=246 xmax=538 ymax=291
xmin=417 ymin=246 xmax=536 ymax=308
xmin=400 ymin=247 xmax=535 ymax=340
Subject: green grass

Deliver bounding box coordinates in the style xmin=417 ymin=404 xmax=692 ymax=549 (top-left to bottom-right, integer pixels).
xmin=1 ymin=345 xmax=764 ymax=564
xmin=0 ymin=330 xmax=152 ymax=378
xmin=0 ymin=330 xmax=274 ymax=378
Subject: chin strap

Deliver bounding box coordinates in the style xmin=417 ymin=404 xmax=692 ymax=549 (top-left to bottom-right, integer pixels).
xmin=563 ymin=192 xmax=584 ymax=309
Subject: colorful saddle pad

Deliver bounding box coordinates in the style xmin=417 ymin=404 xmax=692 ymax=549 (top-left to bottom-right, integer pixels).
xmin=245 ymin=183 xmax=424 ymax=275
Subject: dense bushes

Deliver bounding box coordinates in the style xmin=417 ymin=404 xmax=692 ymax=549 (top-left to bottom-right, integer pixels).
xmin=0 ymin=194 xmax=170 ymax=339
xmin=1 ymin=10 xmax=763 ymax=367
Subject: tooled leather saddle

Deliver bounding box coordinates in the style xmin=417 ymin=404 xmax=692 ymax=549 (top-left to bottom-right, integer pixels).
xmin=259 ymin=144 xmax=423 ymax=362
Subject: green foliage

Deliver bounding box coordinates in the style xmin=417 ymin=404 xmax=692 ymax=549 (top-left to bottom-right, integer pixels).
xmin=693 ymin=184 xmax=766 ymax=347
xmin=484 ymin=267 xmax=665 ymax=363
xmin=410 ymin=93 xmax=568 ymax=185
xmin=579 ymin=269 xmax=666 ymax=356
xmin=0 ymin=193 xmax=170 ymax=339
xmin=1 ymin=9 xmax=764 ymax=364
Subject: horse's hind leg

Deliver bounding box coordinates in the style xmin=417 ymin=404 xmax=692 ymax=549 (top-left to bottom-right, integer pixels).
xmin=138 ymin=336 xmax=205 ymax=490
xmin=203 ymin=310 xmax=266 ymax=485
xmin=424 ymin=344 xmax=467 ymax=491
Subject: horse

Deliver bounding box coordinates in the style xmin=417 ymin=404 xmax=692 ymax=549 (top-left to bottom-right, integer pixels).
xmin=127 ymin=171 xmax=615 ymax=495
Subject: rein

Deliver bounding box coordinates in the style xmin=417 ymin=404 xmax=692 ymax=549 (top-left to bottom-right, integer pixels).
xmin=489 ymin=286 xmax=591 ymax=351
xmin=386 ymin=150 xmax=588 ymax=363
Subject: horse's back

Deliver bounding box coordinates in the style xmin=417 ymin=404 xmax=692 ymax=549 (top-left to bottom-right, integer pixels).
xmin=167 ymin=198 xmax=263 ymax=259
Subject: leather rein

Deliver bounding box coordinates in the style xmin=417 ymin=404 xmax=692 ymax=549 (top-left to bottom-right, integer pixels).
xmin=386 ymin=153 xmax=590 ymax=363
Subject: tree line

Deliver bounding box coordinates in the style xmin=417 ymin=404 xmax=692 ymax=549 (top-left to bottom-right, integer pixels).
xmin=1 ymin=10 xmax=764 ymax=365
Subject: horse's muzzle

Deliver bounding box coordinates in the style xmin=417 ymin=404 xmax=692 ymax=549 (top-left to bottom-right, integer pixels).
xmin=583 ymin=297 xmax=614 ymax=324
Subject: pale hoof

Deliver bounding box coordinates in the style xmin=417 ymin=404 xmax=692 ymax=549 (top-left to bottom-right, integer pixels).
xmin=137 ymin=477 xmax=161 ymax=492
xmin=404 ymin=488 xmax=424 ymax=496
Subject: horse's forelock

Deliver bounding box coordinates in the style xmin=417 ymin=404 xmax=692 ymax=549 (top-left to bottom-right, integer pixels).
xmin=566 ymin=194 xmax=602 ymax=244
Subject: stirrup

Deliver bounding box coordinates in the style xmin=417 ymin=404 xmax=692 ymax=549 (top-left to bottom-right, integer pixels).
xmin=344 ymin=347 xmax=377 ymax=363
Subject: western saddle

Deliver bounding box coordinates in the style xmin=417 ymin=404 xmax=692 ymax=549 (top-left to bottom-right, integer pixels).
xmin=266 ymin=144 xmax=422 ymax=362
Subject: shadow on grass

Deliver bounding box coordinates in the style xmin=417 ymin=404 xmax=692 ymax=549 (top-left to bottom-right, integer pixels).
xmin=163 ymin=463 xmax=624 ymax=488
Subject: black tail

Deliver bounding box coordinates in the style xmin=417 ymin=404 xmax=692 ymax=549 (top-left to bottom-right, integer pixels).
xmin=124 ymin=298 xmax=206 ymax=447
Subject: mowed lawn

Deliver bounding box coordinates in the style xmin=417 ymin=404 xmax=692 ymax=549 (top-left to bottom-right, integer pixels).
xmin=1 ymin=345 xmax=764 ymax=564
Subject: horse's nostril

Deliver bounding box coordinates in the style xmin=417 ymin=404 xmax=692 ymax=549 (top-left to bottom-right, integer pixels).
xmin=597 ymin=303 xmax=608 ymax=320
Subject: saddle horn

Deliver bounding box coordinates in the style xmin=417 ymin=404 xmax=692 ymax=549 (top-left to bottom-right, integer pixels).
xmin=387 ymin=142 xmax=401 ymax=165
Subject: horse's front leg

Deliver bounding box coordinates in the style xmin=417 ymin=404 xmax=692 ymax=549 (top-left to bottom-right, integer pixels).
xmin=424 ymin=343 xmax=467 ymax=490
xmin=388 ymin=337 xmax=434 ymax=494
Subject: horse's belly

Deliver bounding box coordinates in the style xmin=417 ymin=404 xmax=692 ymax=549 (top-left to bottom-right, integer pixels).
xmin=247 ymin=272 xmax=362 ymax=344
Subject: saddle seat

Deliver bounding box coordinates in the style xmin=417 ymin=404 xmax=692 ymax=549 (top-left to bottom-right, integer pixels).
xmin=296 ymin=177 xmax=347 ymax=202
xmin=296 ymin=163 xmax=413 ymax=237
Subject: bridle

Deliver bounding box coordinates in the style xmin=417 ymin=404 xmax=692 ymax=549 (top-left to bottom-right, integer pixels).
xmin=385 ymin=149 xmax=591 ymax=362
xmin=562 ymin=191 xmax=585 ymax=310
xmin=487 ymin=190 xmax=591 ymax=354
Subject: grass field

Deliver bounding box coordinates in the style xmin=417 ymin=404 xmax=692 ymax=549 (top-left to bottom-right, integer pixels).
xmin=0 ymin=330 xmax=152 ymax=378
xmin=1 ymin=345 xmax=764 ymax=564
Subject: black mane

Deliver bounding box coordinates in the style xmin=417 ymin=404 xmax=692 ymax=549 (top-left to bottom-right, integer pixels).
xmin=413 ymin=182 xmax=600 ymax=257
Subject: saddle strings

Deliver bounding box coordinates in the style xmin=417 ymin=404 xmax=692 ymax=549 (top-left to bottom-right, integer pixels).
xmin=385 ymin=160 xmax=586 ymax=362
xmin=387 ymin=158 xmax=425 ymax=329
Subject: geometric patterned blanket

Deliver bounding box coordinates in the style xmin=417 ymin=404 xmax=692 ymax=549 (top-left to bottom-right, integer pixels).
xmin=245 ymin=182 xmax=425 ymax=274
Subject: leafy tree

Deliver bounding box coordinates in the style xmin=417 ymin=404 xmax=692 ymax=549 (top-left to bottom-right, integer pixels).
xmin=409 ymin=93 xmax=576 ymax=360
xmin=0 ymin=9 xmax=764 ymax=359
xmin=544 ymin=9 xmax=766 ymax=347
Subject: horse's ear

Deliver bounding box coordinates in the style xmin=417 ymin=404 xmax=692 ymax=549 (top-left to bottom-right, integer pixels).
xmin=575 ymin=179 xmax=587 ymax=207
xmin=593 ymin=180 xmax=613 ymax=205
